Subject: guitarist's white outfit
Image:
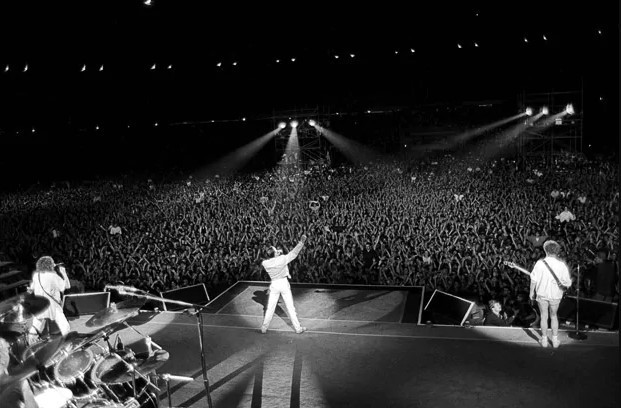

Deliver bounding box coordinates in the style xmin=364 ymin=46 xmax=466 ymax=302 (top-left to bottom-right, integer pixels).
xmin=530 ymin=241 xmax=572 ymax=348
xmin=28 ymin=256 xmax=71 ymax=343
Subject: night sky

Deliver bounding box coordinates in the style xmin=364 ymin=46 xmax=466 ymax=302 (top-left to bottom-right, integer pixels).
xmin=0 ymin=2 xmax=617 ymax=184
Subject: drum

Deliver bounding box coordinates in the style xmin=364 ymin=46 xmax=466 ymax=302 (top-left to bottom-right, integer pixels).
xmin=53 ymin=343 xmax=107 ymax=401
xmin=32 ymin=384 xmax=73 ymax=408
xmin=54 ymin=348 xmax=95 ymax=384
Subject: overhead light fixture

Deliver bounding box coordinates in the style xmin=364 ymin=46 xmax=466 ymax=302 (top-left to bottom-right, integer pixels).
xmin=290 ymin=120 xmax=298 ymax=128
xmin=565 ymin=104 xmax=574 ymax=115
xmin=308 ymin=120 xmax=316 ymax=127
xmin=541 ymin=106 xmax=549 ymax=115
xmin=525 ymin=107 xmax=533 ymax=116
xmin=278 ymin=122 xmax=286 ymax=129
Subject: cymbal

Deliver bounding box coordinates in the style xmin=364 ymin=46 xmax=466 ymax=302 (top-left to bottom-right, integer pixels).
xmin=0 ymin=335 xmax=65 ymax=388
xmin=0 ymin=294 xmax=49 ymax=332
xmin=85 ymin=303 xmax=140 ymax=328
xmin=137 ymin=349 xmax=169 ymax=374
xmin=93 ymin=349 xmax=169 ymax=384
xmin=116 ymin=298 xmax=146 ymax=309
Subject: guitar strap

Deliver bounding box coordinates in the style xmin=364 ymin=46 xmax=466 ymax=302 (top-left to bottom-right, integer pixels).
xmin=542 ymin=260 xmax=567 ymax=292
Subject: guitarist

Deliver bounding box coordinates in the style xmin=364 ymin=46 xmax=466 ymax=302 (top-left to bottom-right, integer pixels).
xmin=529 ymin=240 xmax=572 ymax=348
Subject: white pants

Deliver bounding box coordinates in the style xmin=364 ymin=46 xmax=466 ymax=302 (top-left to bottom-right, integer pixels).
xmin=28 ymin=303 xmax=71 ymax=343
xmin=262 ymin=278 xmax=302 ymax=331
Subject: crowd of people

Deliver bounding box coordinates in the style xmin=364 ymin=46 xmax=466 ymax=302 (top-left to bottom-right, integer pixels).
xmin=0 ymin=150 xmax=618 ymax=328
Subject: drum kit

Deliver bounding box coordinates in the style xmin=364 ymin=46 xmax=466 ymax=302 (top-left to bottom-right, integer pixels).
xmin=0 ymin=292 xmax=193 ymax=408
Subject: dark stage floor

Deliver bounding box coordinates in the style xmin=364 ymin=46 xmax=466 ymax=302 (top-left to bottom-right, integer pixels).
xmin=66 ymin=281 xmax=619 ymax=408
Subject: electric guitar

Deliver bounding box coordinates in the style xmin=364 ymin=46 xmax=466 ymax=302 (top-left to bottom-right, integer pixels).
xmin=503 ymin=261 xmax=531 ymax=277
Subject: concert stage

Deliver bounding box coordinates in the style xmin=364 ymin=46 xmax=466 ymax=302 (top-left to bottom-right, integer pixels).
xmin=69 ymin=281 xmax=619 ymax=408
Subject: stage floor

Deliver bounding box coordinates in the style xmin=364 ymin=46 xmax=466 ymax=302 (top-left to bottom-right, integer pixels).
xmin=67 ymin=281 xmax=620 ymax=408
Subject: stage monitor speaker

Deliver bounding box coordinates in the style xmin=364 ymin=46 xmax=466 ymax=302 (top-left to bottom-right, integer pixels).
xmin=160 ymin=284 xmax=210 ymax=312
xmin=558 ymin=296 xmax=618 ymax=329
xmin=424 ymin=290 xmax=475 ymax=326
xmin=62 ymin=292 xmax=110 ymax=317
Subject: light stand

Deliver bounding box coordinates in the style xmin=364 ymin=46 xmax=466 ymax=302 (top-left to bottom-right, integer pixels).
xmin=569 ymin=265 xmax=587 ymax=340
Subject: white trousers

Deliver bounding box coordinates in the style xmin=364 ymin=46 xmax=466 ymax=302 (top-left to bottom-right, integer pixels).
xmin=28 ymin=303 xmax=71 ymax=343
xmin=262 ymin=278 xmax=302 ymax=331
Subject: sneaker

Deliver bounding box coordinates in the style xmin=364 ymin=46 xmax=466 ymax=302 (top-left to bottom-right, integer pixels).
xmin=539 ymin=337 xmax=548 ymax=348
xmin=295 ymin=327 xmax=307 ymax=334
xmin=260 ymin=326 xmax=268 ymax=334
xmin=551 ymin=337 xmax=560 ymax=348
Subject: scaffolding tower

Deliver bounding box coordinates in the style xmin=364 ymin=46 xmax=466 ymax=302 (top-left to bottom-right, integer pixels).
xmin=271 ymin=106 xmax=331 ymax=168
xmin=516 ymin=89 xmax=583 ymax=165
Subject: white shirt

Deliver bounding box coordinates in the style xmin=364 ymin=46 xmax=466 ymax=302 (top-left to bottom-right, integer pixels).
xmin=530 ymin=256 xmax=572 ymax=300
xmin=262 ymin=241 xmax=304 ymax=281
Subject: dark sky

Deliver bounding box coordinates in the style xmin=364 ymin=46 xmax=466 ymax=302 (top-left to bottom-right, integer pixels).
xmin=0 ymin=2 xmax=617 ymax=183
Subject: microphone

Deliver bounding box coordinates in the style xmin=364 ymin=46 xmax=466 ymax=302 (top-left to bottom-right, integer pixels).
xmin=160 ymin=374 xmax=194 ymax=382
xmin=105 ymin=285 xmax=145 ymax=295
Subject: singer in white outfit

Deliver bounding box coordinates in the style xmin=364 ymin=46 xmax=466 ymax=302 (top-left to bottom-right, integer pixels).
xmin=28 ymin=256 xmax=71 ymax=342
xmin=261 ymin=235 xmax=307 ymax=334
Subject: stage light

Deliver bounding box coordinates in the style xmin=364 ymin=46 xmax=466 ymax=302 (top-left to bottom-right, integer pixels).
xmin=308 ymin=120 xmax=316 ymax=127
xmin=150 ymin=64 xmax=156 ymax=70
xmin=541 ymin=106 xmax=549 ymax=115
xmin=290 ymin=120 xmax=298 ymax=128
xmin=543 ymin=35 xmax=547 ymax=41
xmin=565 ymin=104 xmax=574 ymax=115
xmin=278 ymin=122 xmax=286 ymax=129
xmin=99 ymin=65 xmax=104 ymax=71
xmin=350 ymin=54 xmax=355 ymax=58
xmin=4 ymin=65 xmax=8 ymax=72
xmin=457 ymin=43 xmax=462 ymax=49
xmin=474 ymin=42 xmax=479 ymax=47
xmin=410 ymin=48 xmax=415 ymax=53
xmin=232 ymin=62 xmax=237 ymax=66
xmin=81 ymin=64 xmax=86 ymax=72
xmin=276 ymin=59 xmax=280 ymax=63
xmin=23 ymin=64 xmax=28 ymax=72
xmin=334 ymin=55 xmax=339 ymax=59
xmin=525 ymin=107 xmax=533 ymax=116
xmin=291 ymin=58 xmax=296 ymax=62
xmin=216 ymin=62 xmax=222 ymax=67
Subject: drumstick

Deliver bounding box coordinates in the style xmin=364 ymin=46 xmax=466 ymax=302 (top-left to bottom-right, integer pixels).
xmin=123 ymin=322 xmax=162 ymax=350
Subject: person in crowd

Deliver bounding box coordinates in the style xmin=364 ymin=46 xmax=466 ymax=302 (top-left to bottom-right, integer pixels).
xmin=484 ymin=300 xmax=516 ymax=327
xmin=260 ymin=235 xmax=308 ymax=334
xmin=529 ymin=240 xmax=573 ymax=348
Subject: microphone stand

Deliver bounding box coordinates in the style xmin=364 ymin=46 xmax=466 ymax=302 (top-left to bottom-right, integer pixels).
xmin=569 ymin=264 xmax=587 ymax=340
xmin=119 ymin=291 xmax=214 ymax=408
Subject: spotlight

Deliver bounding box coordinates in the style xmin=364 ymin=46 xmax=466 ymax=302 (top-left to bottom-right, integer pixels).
xmin=541 ymin=106 xmax=549 ymax=115
xmin=308 ymin=120 xmax=316 ymax=127
xmin=525 ymin=107 xmax=533 ymax=116
xmin=278 ymin=122 xmax=286 ymax=129
xmin=565 ymin=104 xmax=574 ymax=115
xmin=290 ymin=120 xmax=298 ymax=128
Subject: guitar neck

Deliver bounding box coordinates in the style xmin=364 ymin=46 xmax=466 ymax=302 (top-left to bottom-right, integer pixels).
xmin=512 ymin=265 xmax=531 ymax=276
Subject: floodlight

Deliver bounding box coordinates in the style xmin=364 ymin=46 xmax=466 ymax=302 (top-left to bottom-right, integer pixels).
xmin=278 ymin=122 xmax=286 ymax=129
xmin=308 ymin=120 xmax=316 ymax=127
xmin=565 ymin=104 xmax=574 ymax=115
xmin=525 ymin=107 xmax=533 ymax=116
xmin=290 ymin=120 xmax=298 ymax=128
xmin=541 ymin=106 xmax=549 ymax=115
